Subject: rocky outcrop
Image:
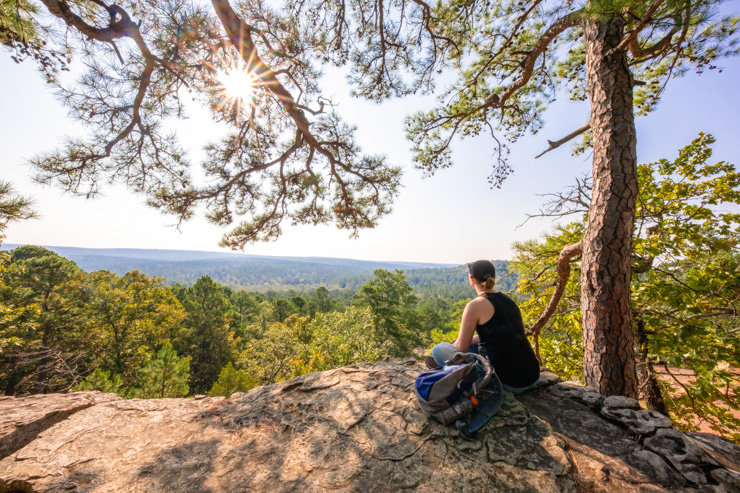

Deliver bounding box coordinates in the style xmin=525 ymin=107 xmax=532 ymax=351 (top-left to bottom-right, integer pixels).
xmin=0 ymin=360 xmax=738 ymax=492
xmin=0 ymin=392 xmax=120 ymax=461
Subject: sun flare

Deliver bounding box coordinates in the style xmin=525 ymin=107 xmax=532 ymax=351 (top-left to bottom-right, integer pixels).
xmin=218 ymin=69 xmax=257 ymax=102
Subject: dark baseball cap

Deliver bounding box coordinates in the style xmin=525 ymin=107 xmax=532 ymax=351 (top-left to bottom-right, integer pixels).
xmin=467 ymin=260 xmax=496 ymax=282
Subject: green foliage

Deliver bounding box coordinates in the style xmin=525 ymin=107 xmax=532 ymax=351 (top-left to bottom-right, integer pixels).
xmin=512 ymin=222 xmax=585 ymax=380
xmin=73 ymin=368 xmax=124 ymax=395
xmin=336 ymin=262 xmax=517 ymax=299
xmin=306 ymin=307 xmax=385 ymax=371
xmin=0 ymin=0 xmax=67 ymax=80
xmin=0 ymin=251 xmax=40 ymax=394
xmin=86 ymin=270 xmax=186 ymax=388
xmin=239 ymin=314 xmax=313 ymax=384
xmin=0 ymin=181 xmax=36 ymax=243
xmin=0 ymin=248 xmax=480 ymax=401
xmin=133 ymin=344 xmax=190 ymax=399
xmin=239 ymin=307 xmax=386 ymax=386
xmin=0 ymin=246 xmax=86 ymax=395
xmin=209 ymin=362 xmax=257 ymax=398
xmin=428 ymin=328 xmax=458 ymax=348
xmin=353 ymin=269 xmax=425 ymax=357
xmin=173 ymin=276 xmax=236 ymax=394
xmin=0 ymin=0 xmax=37 ymax=46
xmin=630 ymin=134 xmax=740 ymax=439
xmin=512 ymin=135 xmax=740 ymax=441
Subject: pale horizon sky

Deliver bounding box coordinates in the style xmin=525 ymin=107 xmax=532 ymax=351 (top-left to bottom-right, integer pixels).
xmin=2 ymin=9 xmax=740 ymax=265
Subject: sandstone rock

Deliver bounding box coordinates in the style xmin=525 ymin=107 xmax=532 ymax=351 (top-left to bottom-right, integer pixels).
xmin=550 ymin=382 xmax=603 ymax=409
xmin=687 ymin=432 xmax=740 ymax=473
xmin=519 ymin=391 xmax=687 ymax=490
xmin=536 ymin=369 xmax=560 ymax=387
xmin=603 ymin=395 xmax=641 ymax=410
xmin=600 ymin=407 xmax=674 ymax=435
xmin=710 ymin=467 xmax=740 ymax=491
xmin=645 ymin=427 xmax=713 ymax=485
xmin=0 ymin=391 xmax=120 ymax=460
xmin=0 ymin=361 xmax=734 ymax=493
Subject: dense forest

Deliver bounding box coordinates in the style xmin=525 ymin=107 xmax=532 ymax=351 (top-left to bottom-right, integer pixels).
xmin=0 ymin=245 xmax=472 ymax=399
xmin=0 ymin=247 xmax=454 ymax=289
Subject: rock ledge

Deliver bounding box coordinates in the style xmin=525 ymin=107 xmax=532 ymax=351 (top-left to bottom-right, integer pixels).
xmin=1 ymin=360 xmax=738 ymax=492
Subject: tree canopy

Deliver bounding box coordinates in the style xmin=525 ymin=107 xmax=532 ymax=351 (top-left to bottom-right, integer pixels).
xmin=6 ymin=1 xmax=734 ymax=244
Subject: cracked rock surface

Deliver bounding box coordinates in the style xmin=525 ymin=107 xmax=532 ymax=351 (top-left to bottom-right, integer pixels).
xmin=1 ymin=360 xmax=738 ymax=493
xmin=0 ymin=391 xmax=120 ymax=461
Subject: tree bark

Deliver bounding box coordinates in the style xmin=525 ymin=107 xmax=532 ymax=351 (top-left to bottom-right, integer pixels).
xmin=635 ymin=318 xmax=668 ymax=414
xmin=581 ymin=13 xmax=639 ymax=397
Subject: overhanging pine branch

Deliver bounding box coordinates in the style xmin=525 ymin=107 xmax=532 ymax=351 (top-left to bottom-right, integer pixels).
xmin=482 ymin=9 xmax=585 ymax=111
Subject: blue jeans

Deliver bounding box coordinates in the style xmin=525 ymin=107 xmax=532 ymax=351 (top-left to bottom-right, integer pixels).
xmin=430 ymin=342 xmax=537 ymax=394
xmin=432 ymin=342 xmax=481 ymax=366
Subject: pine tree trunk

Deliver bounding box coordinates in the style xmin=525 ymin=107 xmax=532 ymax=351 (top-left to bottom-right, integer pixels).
xmin=635 ymin=318 xmax=668 ymax=414
xmin=581 ymin=13 xmax=639 ymax=398
xmin=3 ymin=358 xmax=22 ymax=396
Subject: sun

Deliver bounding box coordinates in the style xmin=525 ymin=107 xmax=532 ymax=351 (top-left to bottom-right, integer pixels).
xmin=218 ymin=68 xmax=257 ymax=102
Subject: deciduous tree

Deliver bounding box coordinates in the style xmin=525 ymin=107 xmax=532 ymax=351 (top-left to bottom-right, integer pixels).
xmin=209 ymin=361 xmax=256 ymax=397
xmin=86 ymin=270 xmax=185 ymax=387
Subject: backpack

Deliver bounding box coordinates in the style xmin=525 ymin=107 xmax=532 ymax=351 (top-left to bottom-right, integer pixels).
xmin=414 ymin=351 xmax=503 ymax=437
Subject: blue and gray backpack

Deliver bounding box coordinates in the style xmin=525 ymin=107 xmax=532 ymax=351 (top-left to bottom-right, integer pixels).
xmin=414 ymin=352 xmax=503 ymax=437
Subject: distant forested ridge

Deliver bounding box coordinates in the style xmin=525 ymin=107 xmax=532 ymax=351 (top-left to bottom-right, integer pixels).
xmin=336 ymin=261 xmax=517 ymax=299
xmin=0 ymin=246 xmax=514 ymax=296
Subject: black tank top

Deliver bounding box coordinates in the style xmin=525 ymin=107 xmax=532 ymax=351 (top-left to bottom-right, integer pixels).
xmin=476 ymin=292 xmax=540 ymax=388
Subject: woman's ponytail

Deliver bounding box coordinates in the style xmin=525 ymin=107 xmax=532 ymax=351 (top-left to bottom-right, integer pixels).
xmin=482 ymin=275 xmax=496 ymax=290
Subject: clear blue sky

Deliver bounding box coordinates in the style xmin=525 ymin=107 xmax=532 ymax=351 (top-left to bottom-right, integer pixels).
xmin=2 ymin=9 xmax=739 ymax=264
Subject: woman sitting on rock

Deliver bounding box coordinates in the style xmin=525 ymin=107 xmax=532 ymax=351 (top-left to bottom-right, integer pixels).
xmin=427 ymin=260 xmax=540 ymax=394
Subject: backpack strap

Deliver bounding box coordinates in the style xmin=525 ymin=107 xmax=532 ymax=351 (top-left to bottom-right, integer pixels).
xmin=459 ymin=372 xmax=504 ymax=438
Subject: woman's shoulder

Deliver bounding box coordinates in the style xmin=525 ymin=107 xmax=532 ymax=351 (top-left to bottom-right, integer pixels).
xmin=468 ymin=293 xmax=496 ymax=311
xmin=468 ymin=294 xmax=491 ymax=305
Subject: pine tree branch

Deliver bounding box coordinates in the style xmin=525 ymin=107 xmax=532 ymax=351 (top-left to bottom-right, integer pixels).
xmin=611 ymin=0 xmax=666 ymax=56
xmin=482 ymin=9 xmax=585 ymax=111
xmin=535 ymin=122 xmax=591 ymax=159
xmin=37 ymin=0 xmax=157 ymax=183
xmin=210 ymin=0 xmax=385 ymax=203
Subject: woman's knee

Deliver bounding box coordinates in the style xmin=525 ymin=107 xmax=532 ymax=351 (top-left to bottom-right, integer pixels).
xmin=431 ymin=342 xmax=457 ymax=365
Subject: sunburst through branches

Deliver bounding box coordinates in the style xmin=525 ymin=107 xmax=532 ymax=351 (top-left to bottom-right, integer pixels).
xmin=218 ymin=68 xmax=256 ymax=102
xmin=210 ymin=59 xmax=261 ymax=121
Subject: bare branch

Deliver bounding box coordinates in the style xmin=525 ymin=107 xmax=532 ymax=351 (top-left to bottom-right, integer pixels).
xmin=535 ymin=122 xmax=591 ymax=159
